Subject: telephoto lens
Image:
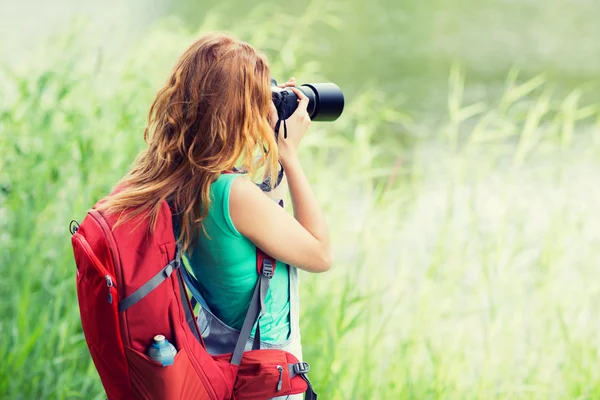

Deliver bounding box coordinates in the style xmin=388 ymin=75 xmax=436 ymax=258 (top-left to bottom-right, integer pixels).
xmin=271 ymin=78 xmax=344 ymax=122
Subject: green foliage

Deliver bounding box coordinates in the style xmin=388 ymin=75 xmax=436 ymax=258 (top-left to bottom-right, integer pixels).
xmin=2 ymin=5 xmax=600 ymax=400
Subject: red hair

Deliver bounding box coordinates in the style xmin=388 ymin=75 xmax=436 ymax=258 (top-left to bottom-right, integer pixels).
xmin=98 ymin=32 xmax=278 ymax=252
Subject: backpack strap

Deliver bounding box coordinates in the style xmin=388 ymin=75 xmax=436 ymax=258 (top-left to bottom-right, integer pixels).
xmin=176 ymin=267 xmax=204 ymax=345
xmin=230 ymin=249 xmax=276 ymax=366
xmin=288 ymin=362 xmax=318 ymax=400
xmin=116 ymin=244 xmax=205 ymax=346
xmin=180 ymin=258 xmax=212 ymax=312
xmin=118 ymin=246 xmax=182 ymax=312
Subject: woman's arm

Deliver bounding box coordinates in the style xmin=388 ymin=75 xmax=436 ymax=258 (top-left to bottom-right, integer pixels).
xmin=229 ymin=171 xmax=332 ymax=273
xmin=230 ymin=86 xmax=332 ymax=273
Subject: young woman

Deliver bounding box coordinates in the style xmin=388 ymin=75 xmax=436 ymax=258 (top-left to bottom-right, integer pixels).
xmin=100 ymin=32 xmax=332 ymax=398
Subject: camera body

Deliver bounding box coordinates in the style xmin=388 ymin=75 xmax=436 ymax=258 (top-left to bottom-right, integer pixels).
xmin=271 ymin=78 xmax=344 ymax=122
xmin=259 ymin=78 xmax=344 ymax=192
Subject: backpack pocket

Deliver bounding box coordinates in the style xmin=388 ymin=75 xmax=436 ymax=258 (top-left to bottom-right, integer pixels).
xmin=213 ymin=349 xmax=304 ymax=400
xmin=72 ymin=232 xmax=130 ymax=399
xmin=124 ymin=345 xmax=213 ymax=400
xmin=72 ymin=233 xmax=117 ymax=311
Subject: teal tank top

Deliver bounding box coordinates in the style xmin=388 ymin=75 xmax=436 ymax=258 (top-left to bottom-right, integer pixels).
xmin=183 ymin=174 xmax=290 ymax=343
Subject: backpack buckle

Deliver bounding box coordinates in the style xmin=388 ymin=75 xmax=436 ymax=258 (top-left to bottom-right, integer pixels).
xmin=293 ymin=362 xmax=310 ymax=375
xmin=262 ymin=259 xmax=274 ymax=279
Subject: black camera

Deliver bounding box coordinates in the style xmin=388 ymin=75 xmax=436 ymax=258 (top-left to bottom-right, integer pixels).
xmin=256 ymin=79 xmax=344 ymax=192
xmin=270 ymin=78 xmax=344 ymax=122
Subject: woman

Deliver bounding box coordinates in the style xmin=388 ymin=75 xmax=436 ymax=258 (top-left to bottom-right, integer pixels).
xmin=101 ymin=32 xmax=332 ymax=398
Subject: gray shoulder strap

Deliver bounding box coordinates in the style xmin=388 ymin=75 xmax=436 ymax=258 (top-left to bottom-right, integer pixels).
xmin=118 ymin=247 xmax=181 ymax=312
xmin=230 ymin=257 xmax=274 ymax=366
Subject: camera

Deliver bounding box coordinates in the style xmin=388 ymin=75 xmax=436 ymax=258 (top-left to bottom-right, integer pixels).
xmin=270 ymin=78 xmax=344 ymax=122
xmin=256 ymin=78 xmax=344 ymax=192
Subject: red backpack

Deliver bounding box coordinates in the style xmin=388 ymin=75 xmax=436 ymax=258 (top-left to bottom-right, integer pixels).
xmin=70 ymin=194 xmax=317 ymax=400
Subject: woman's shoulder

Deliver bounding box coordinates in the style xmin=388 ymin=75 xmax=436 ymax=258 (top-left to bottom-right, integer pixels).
xmin=207 ymin=173 xmax=248 ymax=238
xmin=211 ymin=173 xmax=244 ymax=196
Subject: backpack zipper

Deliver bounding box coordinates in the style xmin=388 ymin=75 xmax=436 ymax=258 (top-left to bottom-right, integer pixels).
xmin=106 ymin=275 xmax=114 ymax=304
xmin=276 ymin=365 xmax=284 ymax=391
xmin=72 ymin=233 xmax=117 ymax=305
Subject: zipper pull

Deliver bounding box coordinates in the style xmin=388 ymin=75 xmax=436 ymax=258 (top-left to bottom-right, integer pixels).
xmin=276 ymin=365 xmax=283 ymax=391
xmin=105 ymin=275 xmax=114 ymax=304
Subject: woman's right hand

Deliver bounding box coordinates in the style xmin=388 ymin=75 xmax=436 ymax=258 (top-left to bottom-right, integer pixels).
xmin=277 ymin=87 xmax=311 ymax=166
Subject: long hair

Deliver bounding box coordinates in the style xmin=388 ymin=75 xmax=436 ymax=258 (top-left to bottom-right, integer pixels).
xmin=97 ymin=32 xmax=278 ymax=253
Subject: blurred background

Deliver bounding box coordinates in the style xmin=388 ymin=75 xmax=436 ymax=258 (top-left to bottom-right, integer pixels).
xmin=1 ymin=0 xmax=600 ymax=398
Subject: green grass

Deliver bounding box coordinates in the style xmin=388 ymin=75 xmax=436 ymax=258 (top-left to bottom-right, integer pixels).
xmin=2 ymin=9 xmax=600 ymax=400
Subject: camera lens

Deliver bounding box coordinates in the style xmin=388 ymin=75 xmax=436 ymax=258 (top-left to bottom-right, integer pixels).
xmin=271 ymin=79 xmax=344 ymax=122
xmin=300 ymin=83 xmax=344 ymax=122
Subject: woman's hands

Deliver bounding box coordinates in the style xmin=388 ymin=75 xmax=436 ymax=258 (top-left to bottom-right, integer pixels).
xmin=269 ymin=77 xmax=311 ymax=167
xmin=268 ymin=77 xmax=296 ymax=130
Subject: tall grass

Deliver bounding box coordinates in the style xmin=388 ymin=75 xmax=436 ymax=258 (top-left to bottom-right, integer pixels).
xmin=2 ymin=12 xmax=600 ymax=400
xmin=298 ymin=64 xmax=600 ymax=399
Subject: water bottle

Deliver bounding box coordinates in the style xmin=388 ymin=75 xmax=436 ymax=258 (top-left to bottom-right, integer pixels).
xmin=147 ymin=334 xmax=177 ymax=366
